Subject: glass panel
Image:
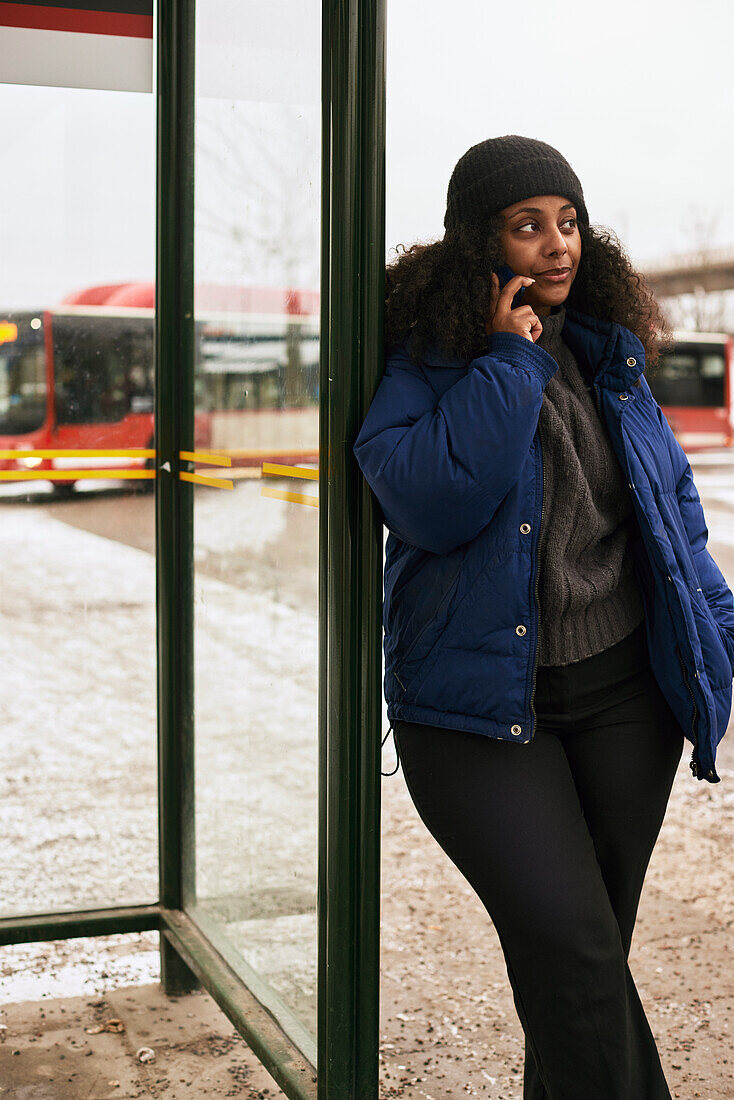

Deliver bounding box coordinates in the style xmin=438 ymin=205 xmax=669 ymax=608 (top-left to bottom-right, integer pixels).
xmin=192 ymin=0 xmax=321 ymax=1050
xmin=0 ymin=85 xmax=157 ymax=916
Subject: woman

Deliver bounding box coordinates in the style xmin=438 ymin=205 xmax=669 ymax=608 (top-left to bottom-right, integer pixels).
xmin=354 ymin=135 xmax=734 ymax=1098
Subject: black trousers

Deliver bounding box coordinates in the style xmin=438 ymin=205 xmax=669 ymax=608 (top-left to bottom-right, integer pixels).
xmin=394 ymin=619 xmax=684 ymax=1100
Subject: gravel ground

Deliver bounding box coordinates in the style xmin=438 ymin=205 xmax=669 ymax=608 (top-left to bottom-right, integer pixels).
xmin=0 ymin=980 xmax=294 ymax=1098
xmin=378 ymin=743 xmax=734 ymax=1099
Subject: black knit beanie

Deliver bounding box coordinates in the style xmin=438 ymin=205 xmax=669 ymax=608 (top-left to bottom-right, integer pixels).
xmin=444 ymin=135 xmax=589 ymax=232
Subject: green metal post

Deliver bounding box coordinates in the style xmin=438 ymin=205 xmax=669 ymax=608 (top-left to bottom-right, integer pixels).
xmin=155 ymin=0 xmax=198 ymax=994
xmin=318 ymin=0 xmax=386 ymax=1095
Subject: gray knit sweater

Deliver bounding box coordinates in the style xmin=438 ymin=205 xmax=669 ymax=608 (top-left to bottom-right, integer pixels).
xmin=533 ymin=305 xmax=645 ymax=666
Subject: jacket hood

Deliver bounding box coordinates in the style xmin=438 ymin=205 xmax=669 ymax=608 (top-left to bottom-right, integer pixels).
xmin=402 ymin=306 xmax=646 ymax=392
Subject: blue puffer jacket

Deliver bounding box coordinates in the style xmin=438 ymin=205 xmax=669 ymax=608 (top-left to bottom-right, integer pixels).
xmin=354 ymin=306 xmax=734 ymax=783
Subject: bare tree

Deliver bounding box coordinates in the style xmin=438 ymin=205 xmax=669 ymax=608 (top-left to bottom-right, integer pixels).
xmin=194 ymin=104 xmax=320 ymax=405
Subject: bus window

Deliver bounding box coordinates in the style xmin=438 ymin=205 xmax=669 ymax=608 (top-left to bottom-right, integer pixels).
xmin=126 ymin=323 xmax=154 ymax=414
xmin=0 ymin=337 xmax=46 ymax=435
xmin=54 ymin=319 xmax=153 ymax=425
xmin=649 ymin=345 xmax=726 ymax=408
xmin=701 ymin=352 xmax=725 ymax=379
xmin=259 ymin=370 xmax=282 ymax=408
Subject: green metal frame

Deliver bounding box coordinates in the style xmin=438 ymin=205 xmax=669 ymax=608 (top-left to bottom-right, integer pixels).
xmin=318 ymin=0 xmax=386 ymax=1096
xmin=155 ymin=0 xmax=197 ymax=998
xmin=0 ymin=0 xmax=385 ymax=1096
xmin=0 ymin=907 xmax=159 ymax=946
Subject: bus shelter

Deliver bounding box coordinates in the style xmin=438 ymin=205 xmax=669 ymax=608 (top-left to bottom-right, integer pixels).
xmin=0 ymin=0 xmax=385 ymax=1096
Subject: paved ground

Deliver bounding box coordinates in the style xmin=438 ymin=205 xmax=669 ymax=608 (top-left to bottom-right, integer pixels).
xmin=0 ymin=981 xmax=286 ymax=1099
xmin=377 ymin=740 xmax=734 ymax=1100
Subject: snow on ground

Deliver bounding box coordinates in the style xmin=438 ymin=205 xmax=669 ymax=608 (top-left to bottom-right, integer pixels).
xmin=0 ymin=483 xmax=319 ymax=1029
xmin=0 ymin=931 xmax=161 ymax=1005
xmin=0 ymin=506 xmax=159 ymax=914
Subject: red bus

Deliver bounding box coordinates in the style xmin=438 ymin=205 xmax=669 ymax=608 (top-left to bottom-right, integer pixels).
xmin=1 ymin=292 xmax=731 ymax=494
xmin=0 ymin=281 xmax=320 ymax=492
xmin=648 ymin=329 xmax=734 ymax=452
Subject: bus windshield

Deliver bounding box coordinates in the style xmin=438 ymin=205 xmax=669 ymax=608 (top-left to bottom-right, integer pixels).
xmin=0 ymin=336 xmax=47 ymax=435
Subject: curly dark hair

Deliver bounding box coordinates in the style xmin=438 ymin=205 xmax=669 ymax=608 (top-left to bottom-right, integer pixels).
xmin=385 ymin=215 xmax=673 ymax=375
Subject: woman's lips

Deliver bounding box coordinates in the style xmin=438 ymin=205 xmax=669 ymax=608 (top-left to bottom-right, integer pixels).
xmin=536 ymin=269 xmax=570 ymax=282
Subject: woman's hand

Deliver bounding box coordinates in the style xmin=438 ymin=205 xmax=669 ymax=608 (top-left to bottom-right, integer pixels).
xmin=486 ymin=273 xmax=543 ymax=343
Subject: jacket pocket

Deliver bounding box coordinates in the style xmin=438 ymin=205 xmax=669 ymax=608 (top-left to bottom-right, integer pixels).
xmin=690 ymin=586 xmax=732 ymax=690
xmin=391 ymin=557 xmax=464 ymax=694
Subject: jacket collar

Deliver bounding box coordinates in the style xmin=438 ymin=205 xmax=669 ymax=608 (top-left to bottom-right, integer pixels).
xmin=405 ymin=306 xmax=646 ymax=392
xmin=562 ymin=307 xmax=645 ymax=392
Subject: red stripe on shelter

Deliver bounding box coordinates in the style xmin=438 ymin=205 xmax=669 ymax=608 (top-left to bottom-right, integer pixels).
xmin=0 ymin=2 xmax=152 ymax=37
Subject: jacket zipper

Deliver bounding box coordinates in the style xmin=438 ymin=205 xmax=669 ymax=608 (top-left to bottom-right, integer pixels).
xmin=676 ymin=643 xmax=700 ymax=777
xmin=529 ymin=433 xmax=545 ymax=733
xmin=592 ymin=378 xmax=602 ymax=418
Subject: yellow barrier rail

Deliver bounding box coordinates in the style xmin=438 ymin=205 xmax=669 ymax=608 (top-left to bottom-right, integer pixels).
xmin=179 ymin=450 xmax=232 ymax=467
xmin=261 ymin=462 xmax=318 ymax=482
xmin=177 ymin=451 xmax=234 ymax=488
xmin=0 ymin=448 xmax=156 ymax=459
xmin=261 ymin=486 xmax=319 ymax=508
xmin=259 ymin=461 xmax=320 ymax=507
xmin=0 ymin=469 xmax=155 ymax=481
xmin=0 ymin=448 xmax=233 ymax=488
xmin=179 ymin=470 xmax=234 ymax=490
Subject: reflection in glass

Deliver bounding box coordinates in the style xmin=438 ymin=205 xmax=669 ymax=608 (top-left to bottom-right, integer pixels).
xmin=193 ymin=0 xmax=321 ymax=1049
xmin=192 ymin=293 xmax=320 ymax=1045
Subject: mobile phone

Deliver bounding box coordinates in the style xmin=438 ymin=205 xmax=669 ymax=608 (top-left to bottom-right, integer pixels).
xmin=494 ymin=263 xmax=528 ymax=311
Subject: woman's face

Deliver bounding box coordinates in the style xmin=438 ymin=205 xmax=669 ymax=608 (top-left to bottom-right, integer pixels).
xmin=498 ymin=194 xmax=582 ymax=316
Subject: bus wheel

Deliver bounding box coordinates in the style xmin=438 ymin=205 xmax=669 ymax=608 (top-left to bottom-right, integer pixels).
xmin=51 ymin=481 xmax=76 ymax=499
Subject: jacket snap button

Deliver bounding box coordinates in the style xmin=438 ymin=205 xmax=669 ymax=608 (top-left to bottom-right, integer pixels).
xmin=619 ymin=393 xmax=629 ymax=401
xmin=511 ymin=725 xmax=522 ymax=736
xmin=515 ymin=624 xmax=527 ymax=636
xmin=667 ymin=574 xmax=672 ymax=582
xmin=627 ymin=357 xmax=637 ymax=367
xmin=520 ymin=522 xmax=531 ymax=534
xmin=708 ymin=770 xmax=715 ymax=779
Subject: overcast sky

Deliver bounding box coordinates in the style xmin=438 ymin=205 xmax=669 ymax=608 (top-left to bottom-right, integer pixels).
xmin=1 ymin=0 xmax=732 ymax=309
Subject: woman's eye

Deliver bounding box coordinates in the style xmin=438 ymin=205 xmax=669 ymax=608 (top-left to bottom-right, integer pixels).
xmin=517 ymin=217 xmax=577 ymax=233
